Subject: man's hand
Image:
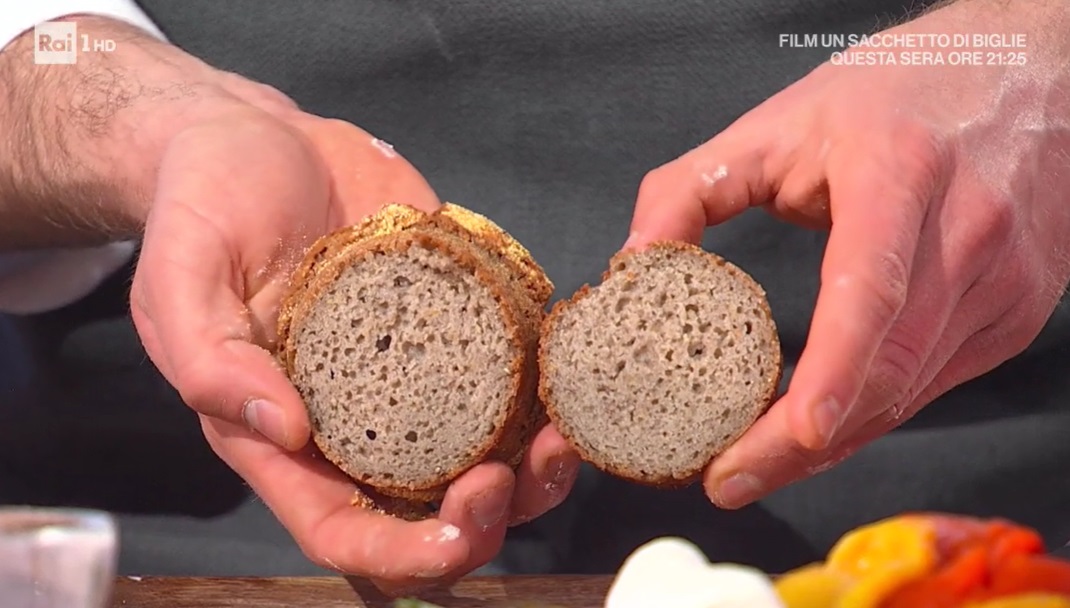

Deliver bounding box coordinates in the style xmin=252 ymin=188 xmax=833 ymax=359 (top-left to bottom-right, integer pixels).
xmin=625 ymin=1 xmax=1070 ymax=508
xmin=0 ymin=16 xmax=578 ymax=593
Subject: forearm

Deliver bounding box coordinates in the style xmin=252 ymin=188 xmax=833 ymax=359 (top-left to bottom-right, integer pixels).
xmin=0 ymin=15 xmax=229 ymax=250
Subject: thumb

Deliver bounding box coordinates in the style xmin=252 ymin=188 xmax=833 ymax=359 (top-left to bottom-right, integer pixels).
xmin=627 ymin=125 xmax=774 ymax=250
xmin=131 ymin=224 xmax=311 ymax=451
xmin=131 ymin=114 xmax=324 ymax=451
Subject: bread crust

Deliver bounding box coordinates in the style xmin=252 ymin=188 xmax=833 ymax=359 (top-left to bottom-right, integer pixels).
xmin=538 ymin=241 xmax=783 ymax=488
xmin=277 ymin=203 xmax=550 ymax=513
xmin=438 ymin=203 xmax=555 ymax=307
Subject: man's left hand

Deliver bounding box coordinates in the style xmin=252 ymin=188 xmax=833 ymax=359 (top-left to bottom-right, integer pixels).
xmin=624 ymin=1 xmax=1070 ymax=508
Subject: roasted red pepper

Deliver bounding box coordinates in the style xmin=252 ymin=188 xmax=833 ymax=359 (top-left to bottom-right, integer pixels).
xmin=882 ymin=546 xmax=989 ymax=608
xmin=987 ymin=555 xmax=1070 ymax=596
xmin=882 ymin=515 xmax=1068 ymax=607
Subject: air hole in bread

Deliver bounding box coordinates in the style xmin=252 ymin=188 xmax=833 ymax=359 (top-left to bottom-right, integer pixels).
xmin=376 ymin=335 xmax=392 ymax=351
xmin=366 ymin=430 xmax=377 ymax=440
xmin=687 ymin=342 xmax=704 ymax=358
xmin=405 ymin=431 xmax=418 ymax=442
xmin=394 ymin=275 xmax=411 ymax=287
xmin=402 ymin=341 xmax=425 ymax=359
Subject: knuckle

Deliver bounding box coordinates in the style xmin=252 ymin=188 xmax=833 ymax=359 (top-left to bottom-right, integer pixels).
xmin=251 ymin=82 xmax=299 ymax=108
xmin=887 ymin=121 xmax=950 ymax=198
xmin=871 ymin=326 xmax=928 ymax=393
xmin=636 ymin=167 xmax=670 ymax=204
xmin=856 ymin=249 xmax=911 ymax=323
xmin=977 ymin=194 xmax=1018 ymax=245
xmin=777 ymin=440 xmax=833 ymax=484
xmin=170 ymin=356 xmax=226 ymax=420
xmin=805 ymin=447 xmax=855 ymax=476
xmin=302 ymin=526 xmax=363 ymax=577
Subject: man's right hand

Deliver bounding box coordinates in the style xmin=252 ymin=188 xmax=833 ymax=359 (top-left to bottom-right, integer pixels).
xmin=0 ymin=15 xmax=580 ymax=594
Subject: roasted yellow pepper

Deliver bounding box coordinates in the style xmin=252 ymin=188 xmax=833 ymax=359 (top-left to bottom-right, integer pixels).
xmin=775 ymin=564 xmax=854 ymax=608
xmin=774 ymin=517 xmax=939 ymax=608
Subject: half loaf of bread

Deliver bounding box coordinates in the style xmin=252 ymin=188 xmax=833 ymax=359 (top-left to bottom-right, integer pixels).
xmin=538 ymin=242 xmax=782 ymax=486
xmin=277 ymin=203 xmax=552 ymax=517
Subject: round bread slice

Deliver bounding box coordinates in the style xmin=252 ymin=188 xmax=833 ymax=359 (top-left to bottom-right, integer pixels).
xmin=539 ymin=241 xmax=782 ymax=486
xmin=277 ymin=203 xmax=548 ymax=512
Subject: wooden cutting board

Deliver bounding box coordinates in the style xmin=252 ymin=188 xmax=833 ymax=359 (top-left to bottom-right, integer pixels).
xmin=110 ymin=575 xmax=614 ymax=608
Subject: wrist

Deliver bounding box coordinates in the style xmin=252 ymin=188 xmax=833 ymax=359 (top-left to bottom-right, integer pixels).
xmin=0 ymin=15 xmax=264 ymax=249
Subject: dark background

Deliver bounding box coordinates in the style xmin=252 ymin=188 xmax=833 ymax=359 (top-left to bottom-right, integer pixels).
xmin=2 ymin=0 xmax=1069 ymax=575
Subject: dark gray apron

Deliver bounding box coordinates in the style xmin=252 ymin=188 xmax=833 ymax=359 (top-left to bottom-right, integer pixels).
xmin=3 ymin=0 xmax=1067 ymax=576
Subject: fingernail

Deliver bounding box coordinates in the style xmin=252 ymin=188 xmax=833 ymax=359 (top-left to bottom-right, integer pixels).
xmin=622 ymin=231 xmax=643 ymax=251
xmin=469 ymin=488 xmax=511 ymax=530
xmin=812 ymin=396 xmax=844 ymax=448
xmin=714 ymin=472 xmax=764 ymax=509
xmin=242 ymin=399 xmax=289 ymax=447
xmin=545 ymin=451 xmax=580 ymax=495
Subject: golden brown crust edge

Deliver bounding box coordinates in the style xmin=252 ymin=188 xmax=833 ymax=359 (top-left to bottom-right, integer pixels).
xmin=439 ymin=203 xmax=555 ymax=307
xmin=276 ymin=203 xmax=548 ymax=511
xmin=538 ymin=240 xmax=783 ymax=489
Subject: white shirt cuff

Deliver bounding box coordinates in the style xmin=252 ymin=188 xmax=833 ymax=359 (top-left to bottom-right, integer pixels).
xmin=0 ymin=1 xmax=162 ymax=314
xmin=0 ymin=0 xmax=166 ymax=50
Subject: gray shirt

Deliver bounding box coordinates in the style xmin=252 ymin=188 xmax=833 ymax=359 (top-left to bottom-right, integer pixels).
xmin=72 ymin=0 xmax=1070 ymax=572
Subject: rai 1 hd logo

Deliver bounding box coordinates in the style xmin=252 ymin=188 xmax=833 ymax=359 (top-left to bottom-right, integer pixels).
xmin=34 ymin=22 xmax=116 ymax=65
